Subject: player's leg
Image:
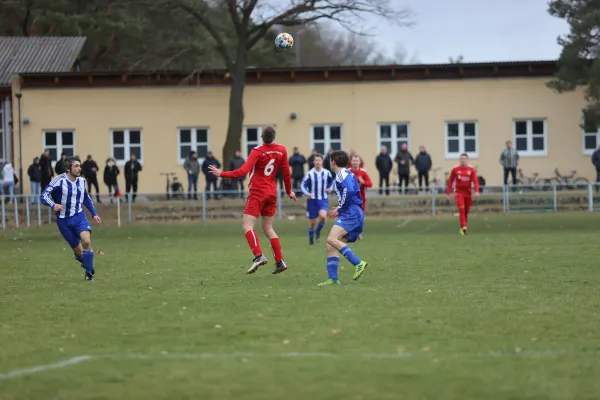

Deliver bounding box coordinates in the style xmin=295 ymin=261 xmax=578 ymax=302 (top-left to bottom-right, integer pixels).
xmin=454 ymin=193 xmax=467 ymax=234
xmin=306 ymin=199 xmax=317 ymax=245
xmin=317 ymin=232 xmax=343 ymax=285
xmin=74 ymin=214 xmax=95 ymax=279
xmin=242 ymin=207 xmax=265 ymax=273
xmin=315 ymin=208 xmax=327 ymax=242
xmin=261 ymin=197 xmax=287 ymax=274
xmin=57 ymin=218 xmax=89 ymax=278
xmin=308 ymin=218 xmax=316 ymax=245
xmin=464 ymin=195 xmax=473 ymax=229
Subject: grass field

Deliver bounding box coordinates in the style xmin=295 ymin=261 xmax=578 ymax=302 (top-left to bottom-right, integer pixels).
xmin=1 ymin=213 xmax=600 ymax=399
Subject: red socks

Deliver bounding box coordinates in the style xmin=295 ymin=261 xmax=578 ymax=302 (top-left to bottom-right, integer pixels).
xmin=270 ymin=238 xmax=283 ymax=263
xmin=458 ymin=207 xmax=467 ymax=229
xmin=245 ymin=230 xmax=262 ymax=257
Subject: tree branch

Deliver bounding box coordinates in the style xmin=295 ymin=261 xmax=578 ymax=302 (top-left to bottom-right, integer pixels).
xmin=227 ymin=0 xmax=242 ymax=32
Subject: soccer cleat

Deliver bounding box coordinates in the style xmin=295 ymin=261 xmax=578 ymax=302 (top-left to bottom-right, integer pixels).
xmin=84 ymin=273 xmax=94 ymax=281
xmin=272 ymin=260 xmax=288 ymax=275
xmin=317 ymin=278 xmax=341 ymax=286
xmin=352 ymin=261 xmax=368 ymax=280
xmin=357 ymin=234 xmax=363 ymax=240
xmin=247 ymin=255 xmax=268 ymax=274
xmin=460 ymin=227 xmax=467 ymax=235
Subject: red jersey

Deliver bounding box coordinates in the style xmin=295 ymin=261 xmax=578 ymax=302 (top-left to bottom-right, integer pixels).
xmin=446 ymin=165 xmax=479 ymax=195
xmin=350 ymin=168 xmax=373 ymax=210
xmin=221 ymin=143 xmax=292 ymax=196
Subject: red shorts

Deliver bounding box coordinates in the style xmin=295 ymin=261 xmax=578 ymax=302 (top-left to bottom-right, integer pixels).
xmin=454 ymin=192 xmax=472 ymax=209
xmin=243 ymin=192 xmax=277 ymax=217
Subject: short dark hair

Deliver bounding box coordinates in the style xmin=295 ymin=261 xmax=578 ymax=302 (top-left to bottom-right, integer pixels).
xmin=313 ymin=153 xmax=323 ymax=160
xmin=64 ymin=156 xmax=81 ymax=172
xmin=330 ymin=150 xmax=349 ymax=167
xmin=261 ymin=125 xmax=276 ymax=144
xmin=460 ymin=153 xmax=469 ymax=158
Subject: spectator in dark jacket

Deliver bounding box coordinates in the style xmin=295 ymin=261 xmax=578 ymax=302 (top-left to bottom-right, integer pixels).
xmin=288 ymin=147 xmax=306 ymax=196
xmin=375 ymin=145 xmax=393 ymax=195
xmin=39 ymin=149 xmax=54 ymax=189
xmin=202 ymin=151 xmax=221 ymax=200
xmin=229 ymin=150 xmax=245 ymax=198
xmin=183 ymin=151 xmax=201 ymax=200
xmin=414 ymin=146 xmax=433 ymax=192
xmin=103 ymin=157 xmax=120 ymax=203
xmin=27 ymin=157 xmax=42 ymax=204
xmin=307 ymin=149 xmax=318 ymax=170
xmin=55 ymin=152 xmax=68 ymax=175
xmin=592 ymin=145 xmax=600 ymax=189
xmin=124 ymin=154 xmax=142 ymax=202
xmin=82 ymin=154 xmax=101 ymax=202
xmin=323 ymin=149 xmax=333 ymax=172
xmin=395 ymin=143 xmax=414 ymax=194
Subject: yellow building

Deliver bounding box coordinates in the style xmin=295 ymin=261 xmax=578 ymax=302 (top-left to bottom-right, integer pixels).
xmin=9 ymin=60 xmax=600 ymax=194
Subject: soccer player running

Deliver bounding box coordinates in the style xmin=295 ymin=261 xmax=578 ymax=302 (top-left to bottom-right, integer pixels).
xmin=40 ymin=156 xmax=102 ymax=280
xmin=446 ymin=153 xmax=479 ymax=235
xmin=318 ymin=150 xmax=368 ymax=286
xmin=301 ymin=153 xmax=334 ymax=245
xmin=208 ymin=125 xmax=296 ymax=274
xmin=349 ymin=154 xmax=372 ymax=211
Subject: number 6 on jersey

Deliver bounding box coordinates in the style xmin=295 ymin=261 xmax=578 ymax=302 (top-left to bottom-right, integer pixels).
xmin=264 ymin=158 xmax=276 ymax=176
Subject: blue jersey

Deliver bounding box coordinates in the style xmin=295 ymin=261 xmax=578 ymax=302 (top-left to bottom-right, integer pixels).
xmin=334 ymin=169 xmax=363 ymax=213
xmin=41 ymin=174 xmax=98 ymax=219
xmin=301 ymin=168 xmax=333 ymax=200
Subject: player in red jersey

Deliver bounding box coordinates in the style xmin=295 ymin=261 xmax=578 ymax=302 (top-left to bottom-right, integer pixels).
xmin=349 ymin=154 xmax=372 ymax=212
xmin=446 ymin=153 xmax=479 ymax=235
xmin=209 ymin=126 xmax=296 ymax=274
xmin=346 ymin=151 xmax=364 ymax=169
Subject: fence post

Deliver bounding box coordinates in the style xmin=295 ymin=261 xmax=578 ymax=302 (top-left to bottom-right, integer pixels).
xmin=14 ymin=200 xmax=19 ymax=228
xmin=48 ymin=206 xmax=51 ymax=224
xmin=502 ymin=185 xmax=507 ymax=214
xmin=277 ymin=190 xmax=283 ymax=220
xmin=117 ymin=197 xmax=122 ymax=227
xmin=37 ymin=201 xmax=42 ymax=226
xmin=431 ymin=188 xmax=436 ymax=216
xmin=1 ymin=199 xmax=5 ymax=230
xmin=588 ymin=183 xmax=593 ymax=212
xmin=553 ymin=183 xmax=557 ymax=212
xmin=127 ymin=191 xmax=132 ymax=223
xmin=201 ymin=191 xmax=206 ymax=221
xmin=25 ymin=197 xmax=30 ymax=227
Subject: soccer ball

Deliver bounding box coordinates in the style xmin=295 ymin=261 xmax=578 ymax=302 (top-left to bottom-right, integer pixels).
xmin=275 ymin=33 xmax=294 ymax=51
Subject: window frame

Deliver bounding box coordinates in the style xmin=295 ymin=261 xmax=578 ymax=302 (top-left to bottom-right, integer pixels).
xmin=444 ymin=121 xmax=479 ymax=159
xmin=0 ymin=105 xmax=4 ymax=163
xmin=243 ymin=126 xmax=263 ymax=157
xmin=110 ymin=128 xmax=143 ymax=166
xmin=376 ymin=122 xmax=410 ymax=155
xmin=513 ymin=118 xmax=548 ymax=157
xmin=310 ymin=124 xmax=344 ymax=156
xmin=583 ymin=128 xmax=600 ymax=155
xmin=41 ymin=130 xmax=77 ymax=166
xmin=177 ymin=127 xmax=210 ymax=164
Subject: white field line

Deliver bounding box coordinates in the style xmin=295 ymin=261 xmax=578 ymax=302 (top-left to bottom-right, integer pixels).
xmin=396 ymin=220 xmax=412 ymax=228
xmin=417 ymin=223 xmax=438 ymax=233
xmin=0 ymin=349 xmax=595 ymax=381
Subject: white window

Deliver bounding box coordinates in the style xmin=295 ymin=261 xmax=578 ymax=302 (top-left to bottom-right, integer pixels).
xmin=43 ymin=130 xmax=75 ymax=164
xmin=243 ymin=126 xmax=263 ymax=156
xmin=311 ymin=125 xmax=343 ymax=155
xmin=377 ymin=123 xmax=409 ymax=155
xmin=583 ymin=115 xmax=600 ymax=155
xmin=445 ymin=121 xmax=478 ymax=159
xmin=178 ymin=127 xmax=209 ymax=163
xmin=513 ymin=119 xmax=547 ymax=156
xmin=111 ymin=129 xmax=142 ymax=164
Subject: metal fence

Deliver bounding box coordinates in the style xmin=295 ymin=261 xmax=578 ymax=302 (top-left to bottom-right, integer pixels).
xmin=2 ymin=183 xmax=600 ymax=229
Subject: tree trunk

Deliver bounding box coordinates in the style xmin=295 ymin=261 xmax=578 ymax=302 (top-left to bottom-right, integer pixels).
xmin=222 ymin=44 xmax=247 ymax=171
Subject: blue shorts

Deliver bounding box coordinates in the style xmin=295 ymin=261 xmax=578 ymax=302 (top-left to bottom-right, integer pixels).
xmin=334 ymin=205 xmax=364 ymax=243
xmin=306 ymin=198 xmax=328 ymax=219
xmin=57 ymin=212 xmax=91 ymax=249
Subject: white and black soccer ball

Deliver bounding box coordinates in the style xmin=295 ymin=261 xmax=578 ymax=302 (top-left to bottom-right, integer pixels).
xmin=275 ymin=32 xmax=294 ymax=51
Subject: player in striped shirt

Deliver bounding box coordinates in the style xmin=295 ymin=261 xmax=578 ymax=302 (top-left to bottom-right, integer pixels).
xmin=40 ymin=156 xmax=102 ymax=280
xmin=301 ymin=154 xmax=334 ymax=245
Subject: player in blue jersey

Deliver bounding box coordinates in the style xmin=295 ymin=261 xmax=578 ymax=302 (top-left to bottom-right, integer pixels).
xmin=40 ymin=156 xmax=102 ymax=281
xmin=318 ymin=150 xmax=368 ymax=286
xmin=301 ymin=154 xmax=334 ymax=245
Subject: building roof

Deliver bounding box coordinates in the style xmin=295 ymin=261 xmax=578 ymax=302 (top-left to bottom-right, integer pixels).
xmin=0 ymin=36 xmax=86 ymax=87
xmin=17 ymin=60 xmax=558 ymax=89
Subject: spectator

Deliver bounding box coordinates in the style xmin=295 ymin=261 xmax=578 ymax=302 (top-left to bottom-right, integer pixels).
xmin=55 ymin=152 xmax=67 ymax=175
xmin=307 ymin=149 xmax=318 ymax=170
xmin=103 ymin=157 xmax=120 ymax=203
xmin=323 ymin=149 xmax=333 ymax=172
xmin=202 ymin=151 xmax=221 ymax=200
xmin=183 ymin=150 xmax=201 ymax=200
xmin=414 ymin=146 xmax=433 ymax=192
xmin=289 ymin=147 xmax=306 ymax=196
xmin=375 ymin=145 xmax=393 ymax=195
xmin=82 ymin=154 xmax=101 ymax=203
xmin=27 ymin=157 xmax=42 ymax=204
xmin=230 ymin=150 xmax=246 ymax=198
xmin=2 ymin=162 xmax=17 ymax=204
xmin=39 ymin=148 xmax=54 ymax=189
xmin=500 ymin=140 xmax=519 ymax=186
xmin=592 ymin=144 xmax=600 ymax=190
xmin=124 ymin=153 xmax=142 ymax=203
xmin=394 ymin=143 xmax=414 ymax=194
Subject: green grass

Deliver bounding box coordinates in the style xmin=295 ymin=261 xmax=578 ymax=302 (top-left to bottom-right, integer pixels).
xmin=1 ymin=213 xmax=600 ymax=399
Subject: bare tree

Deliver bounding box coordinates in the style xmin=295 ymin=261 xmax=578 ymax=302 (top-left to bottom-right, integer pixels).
xmin=170 ymin=0 xmax=412 ymax=169
xmin=448 ymin=55 xmax=465 ymax=64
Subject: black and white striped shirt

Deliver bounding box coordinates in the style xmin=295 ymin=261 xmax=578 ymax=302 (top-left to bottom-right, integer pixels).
xmin=500 ymin=148 xmax=519 ymax=169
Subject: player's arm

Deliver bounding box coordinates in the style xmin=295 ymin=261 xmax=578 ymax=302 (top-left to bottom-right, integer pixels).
xmin=300 ymin=173 xmax=311 ymax=197
xmin=326 ymin=171 xmax=334 ymax=191
xmin=280 ymin=148 xmax=293 ymax=196
xmin=446 ymin=168 xmax=456 ymax=196
xmin=472 ymin=168 xmax=480 ymax=194
xmin=83 ymin=186 xmax=99 ymax=217
xmin=220 ymin=151 xmax=258 ymax=179
xmin=40 ymin=176 xmax=60 ymax=208
xmin=362 ymin=171 xmax=373 ymax=188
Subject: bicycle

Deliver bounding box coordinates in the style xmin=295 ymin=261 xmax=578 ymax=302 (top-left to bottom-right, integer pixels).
xmin=553 ymin=168 xmax=589 ymax=190
xmin=516 ymin=168 xmax=546 ymax=191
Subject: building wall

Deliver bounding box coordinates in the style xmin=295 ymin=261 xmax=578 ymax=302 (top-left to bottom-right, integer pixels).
xmin=11 ymin=77 xmax=593 ymax=195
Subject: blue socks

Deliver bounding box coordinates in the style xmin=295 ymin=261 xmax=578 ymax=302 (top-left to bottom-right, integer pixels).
xmin=82 ymin=249 xmax=94 ymax=275
xmin=326 ymin=257 xmax=340 ymax=280
xmin=308 ymin=228 xmax=315 ymax=244
xmin=340 ymin=246 xmax=361 ymax=266
xmin=316 ymin=221 xmax=324 ymax=236
xmin=74 ymin=254 xmax=83 ymax=265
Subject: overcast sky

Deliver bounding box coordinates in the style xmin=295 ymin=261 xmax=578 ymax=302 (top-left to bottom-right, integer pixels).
xmin=365 ymin=0 xmax=570 ymax=63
